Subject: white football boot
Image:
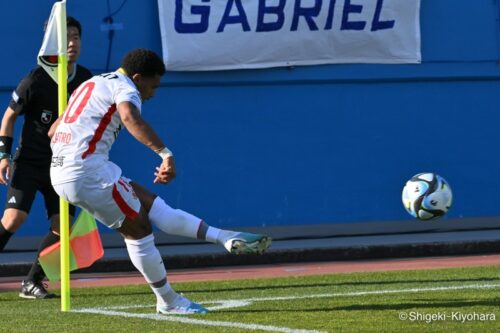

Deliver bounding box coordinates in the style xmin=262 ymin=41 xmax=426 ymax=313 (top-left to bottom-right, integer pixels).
xmin=157 ymin=294 xmax=208 ymax=315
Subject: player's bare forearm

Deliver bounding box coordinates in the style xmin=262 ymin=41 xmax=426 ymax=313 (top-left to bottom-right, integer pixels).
xmin=117 ymin=101 xmax=166 ymax=153
xmin=127 ymin=118 xmax=164 ymax=151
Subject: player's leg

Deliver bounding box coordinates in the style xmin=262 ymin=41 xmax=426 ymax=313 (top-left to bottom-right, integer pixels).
xmin=117 ymin=207 xmax=208 ymax=314
xmin=53 ymin=172 xmax=207 ymax=314
xmin=108 ymin=179 xmax=206 ymax=314
xmin=131 ymin=181 xmax=272 ymax=254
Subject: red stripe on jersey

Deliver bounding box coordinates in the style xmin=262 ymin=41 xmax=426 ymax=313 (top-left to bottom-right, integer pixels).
xmin=117 ymin=179 xmax=130 ymax=192
xmin=112 ymin=184 xmax=139 ymax=220
xmin=82 ymin=103 xmax=117 ymax=159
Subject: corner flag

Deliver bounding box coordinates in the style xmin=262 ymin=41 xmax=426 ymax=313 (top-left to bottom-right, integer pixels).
xmin=37 ymin=0 xmax=67 ymax=83
xmin=39 ymin=210 xmax=104 ymax=281
xmin=36 ymin=0 xmax=93 ymax=312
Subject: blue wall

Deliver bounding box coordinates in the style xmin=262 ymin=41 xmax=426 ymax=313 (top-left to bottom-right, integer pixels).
xmin=1 ymin=0 xmax=500 ymax=237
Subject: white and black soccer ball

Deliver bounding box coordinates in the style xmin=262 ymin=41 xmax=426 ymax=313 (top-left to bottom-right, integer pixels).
xmin=402 ymin=173 xmax=453 ymax=221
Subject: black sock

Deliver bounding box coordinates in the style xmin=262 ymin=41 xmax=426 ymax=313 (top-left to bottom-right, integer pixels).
xmin=26 ymin=231 xmax=60 ymax=282
xmin=0 ymin=223 xmax=13 ymax=251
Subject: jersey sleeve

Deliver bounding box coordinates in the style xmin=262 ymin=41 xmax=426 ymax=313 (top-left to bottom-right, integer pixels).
xmin=8 ymin=75 xmax=34 ymax=115
xmin=114 ymin=82 xmax=142 ymax=112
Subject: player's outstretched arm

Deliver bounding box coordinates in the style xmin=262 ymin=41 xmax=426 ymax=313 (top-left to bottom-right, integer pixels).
xmin=0 ymin=107 xmax=18 ymax=185
xmin=117 ymin=101 xmax=176 ymax=183
xmin=117 ymin=101 xmax=166 ymax=152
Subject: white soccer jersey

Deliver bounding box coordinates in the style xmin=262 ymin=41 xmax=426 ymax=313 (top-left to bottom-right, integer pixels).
xmin=50 ymin=70 xmax=142 ymax=185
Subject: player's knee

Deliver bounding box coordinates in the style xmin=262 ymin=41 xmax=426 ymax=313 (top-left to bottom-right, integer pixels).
xmin=135 ymin=218 xmax=152 ymax=237
xmin=118 ymin=214 xmax=152 ymax=239
xmin=130 ymin=182 xmax=157 ymax=212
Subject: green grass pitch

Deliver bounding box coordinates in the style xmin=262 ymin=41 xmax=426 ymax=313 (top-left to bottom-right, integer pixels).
xmin=1 ymin=265 xmax=499 ymax=332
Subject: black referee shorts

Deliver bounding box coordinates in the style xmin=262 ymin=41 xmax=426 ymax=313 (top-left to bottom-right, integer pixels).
xmin=4 ymin=162 xmax=75 ymax=219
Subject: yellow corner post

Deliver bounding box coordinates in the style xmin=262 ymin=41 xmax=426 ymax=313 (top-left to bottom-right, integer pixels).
xmin=55 ymin=2 xmax=70 ymax=312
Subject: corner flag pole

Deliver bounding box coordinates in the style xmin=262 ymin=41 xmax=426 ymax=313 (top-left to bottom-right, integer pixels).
xmin=55 ymin=2 xmax=70 ymax=312
xmin=37 ymin=0 xmax=71 ymax=311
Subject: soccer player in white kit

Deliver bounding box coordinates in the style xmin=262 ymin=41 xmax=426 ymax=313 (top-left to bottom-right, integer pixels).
xmin=49 ymin=49 xmax=271 ymax=314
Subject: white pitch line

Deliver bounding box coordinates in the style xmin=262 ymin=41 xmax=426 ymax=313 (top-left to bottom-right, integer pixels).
xmin=72 ymin=308 xmax=326 ymax=333
xmin=220 ymin=282 xmax=500 ymax=303
xmin=73 ymin=283 xmax=500 ymax=333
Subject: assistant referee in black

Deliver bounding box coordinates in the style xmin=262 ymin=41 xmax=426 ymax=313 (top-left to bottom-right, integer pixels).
xmin=0 ymin=17 xmax=92 ymax=299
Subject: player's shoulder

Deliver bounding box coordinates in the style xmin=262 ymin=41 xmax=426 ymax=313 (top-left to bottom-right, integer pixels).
xmin=90 ymin=72 xmax=131 ymax=95
xmin=103 ymin=71 xmax=136 ymax=89
xmin=105 ymin=72 xmax=141 ymax=107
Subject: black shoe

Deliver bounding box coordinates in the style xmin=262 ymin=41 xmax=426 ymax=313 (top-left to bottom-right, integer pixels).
xmin=19 ymin=280 xmax=55 ymax=299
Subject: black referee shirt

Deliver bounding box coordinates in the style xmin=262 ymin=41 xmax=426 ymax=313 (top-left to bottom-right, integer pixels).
xmin=9 ymin=65 xmax=92 ymax=167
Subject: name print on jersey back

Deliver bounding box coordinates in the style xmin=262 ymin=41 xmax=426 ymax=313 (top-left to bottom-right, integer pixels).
xmin=51 ymin=131 xmax=71 ymax=144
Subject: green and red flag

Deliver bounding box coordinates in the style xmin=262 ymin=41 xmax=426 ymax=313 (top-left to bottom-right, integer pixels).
xmin=39 ymin=210 xmax=104 ymax=281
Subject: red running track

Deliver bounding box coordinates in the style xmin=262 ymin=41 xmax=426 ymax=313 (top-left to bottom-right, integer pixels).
xmin=1 ymin=254 xmax=499 ymax=292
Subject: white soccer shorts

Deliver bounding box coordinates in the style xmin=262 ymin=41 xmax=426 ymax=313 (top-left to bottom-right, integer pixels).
xmin=53 ymin=162 xmax=141 ymax=229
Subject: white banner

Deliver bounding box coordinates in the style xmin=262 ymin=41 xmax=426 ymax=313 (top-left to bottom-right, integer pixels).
xmin=158 ymin=0 xmax=421 ymax=71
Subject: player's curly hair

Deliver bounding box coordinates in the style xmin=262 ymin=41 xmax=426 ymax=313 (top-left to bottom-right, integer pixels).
xmin=121 ymin=49 xmax=166 ymax=77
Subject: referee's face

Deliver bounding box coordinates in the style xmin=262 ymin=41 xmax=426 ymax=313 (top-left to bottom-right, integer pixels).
xmin=67 ymin=26 xmax=81 ymax=64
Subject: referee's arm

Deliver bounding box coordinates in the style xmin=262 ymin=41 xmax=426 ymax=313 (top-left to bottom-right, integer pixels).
xmin=0 ymin=107 xmax=17 ymax=138
xmin=0 ymin=107 xmax=18 ymax=185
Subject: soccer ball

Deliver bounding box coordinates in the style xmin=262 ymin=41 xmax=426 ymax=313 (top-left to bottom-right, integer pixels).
xmin=401 ymin=173 xmax=453 ymax=220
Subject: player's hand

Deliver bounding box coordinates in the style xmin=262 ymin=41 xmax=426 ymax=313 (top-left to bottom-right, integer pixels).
xmin=154 ymin=156 xmax=176 ymax=184
xmin=0 ymin=158 xmax=11 ymax=185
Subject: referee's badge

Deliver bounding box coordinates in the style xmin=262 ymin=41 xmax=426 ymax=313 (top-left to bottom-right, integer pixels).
xmin=41 ymin=110 xmax=53 ymax=124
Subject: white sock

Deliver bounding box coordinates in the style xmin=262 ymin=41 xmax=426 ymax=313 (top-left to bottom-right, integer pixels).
xmin=202 ymin=224 xmax=240 ymax=244
xmin=124 ymin=234 xmax=177 ymax=306
xmin=148 ymin=197 xmax=202 ymax=239
xmin=215 ymin=229 xmax=239 ymax=245
xmin=156 ymin=283 xmax=179 ymax=306
xmin=205 ymin=226 xmax=221 ymax=243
